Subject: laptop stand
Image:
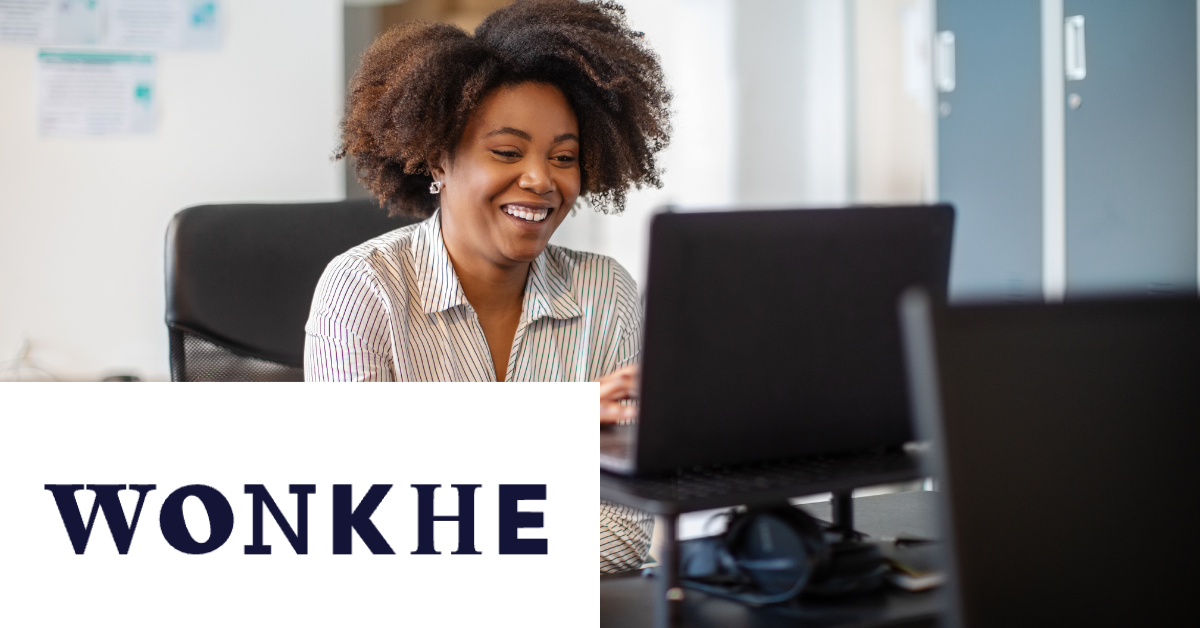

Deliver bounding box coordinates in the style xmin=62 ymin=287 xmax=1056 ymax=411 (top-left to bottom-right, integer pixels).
xmin=601 ymin=447 xmax=923 ymax=628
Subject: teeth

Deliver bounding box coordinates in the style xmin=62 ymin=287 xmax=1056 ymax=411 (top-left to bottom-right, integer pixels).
xmin=503 ymin=205 xmax=549 ymax=223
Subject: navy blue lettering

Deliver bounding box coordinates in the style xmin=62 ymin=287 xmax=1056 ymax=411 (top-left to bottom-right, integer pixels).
xmin=44 ymin=484 xmax=156 ymax=554
xmin=244 ymin=484 xmax=316 ymax=555
xmin=411 ymin=484 xmax=481 ymax=555
xmin=159 ymin=484 xmax=234 ymax=554
xmin=499 ymin=484 xmax=548 ymax=555
xmin=333 ymin=484 xmax=394 ymax=555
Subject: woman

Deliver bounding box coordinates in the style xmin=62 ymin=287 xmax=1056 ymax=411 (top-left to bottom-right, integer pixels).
xmin=304 ymin=0 xmax=671 ymax=574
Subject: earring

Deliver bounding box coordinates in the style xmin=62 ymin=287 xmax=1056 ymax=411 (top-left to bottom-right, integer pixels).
xmin=429 ymin=181 xmax=443 ymax=194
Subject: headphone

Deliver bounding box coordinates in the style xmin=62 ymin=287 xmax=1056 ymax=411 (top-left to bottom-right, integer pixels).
xmin=680 ymin=502 xmax=887 ymax=605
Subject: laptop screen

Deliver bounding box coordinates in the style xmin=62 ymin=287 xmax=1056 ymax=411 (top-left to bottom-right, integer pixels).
xmin=635 ymin=205 xmax=954 ymax=473
xmin=903 ymin=297 xmax=1200 ymax=628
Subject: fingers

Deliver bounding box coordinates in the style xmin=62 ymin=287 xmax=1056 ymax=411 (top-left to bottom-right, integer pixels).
xmin=598 ymin=376 xmax=637 ymax=401
xmin=598 ymin=364 xmax=639 ymax=424
xmin=600 ymin=400 xmax=638 ymax=424
xmin=611 ymin=364 xmax=639 ymax=378
xmin=597 ymin=364 xmax=639 ymax=401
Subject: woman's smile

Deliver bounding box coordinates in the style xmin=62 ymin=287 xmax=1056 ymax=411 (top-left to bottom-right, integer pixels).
xmin=501 ymin=202 xmax=552 ymax=223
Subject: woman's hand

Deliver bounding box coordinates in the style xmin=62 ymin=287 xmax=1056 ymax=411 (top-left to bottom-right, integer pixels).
xmin=597 ymin=364 xmax=639 ymax=424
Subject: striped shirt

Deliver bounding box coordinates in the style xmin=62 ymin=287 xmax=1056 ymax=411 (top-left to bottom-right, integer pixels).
xmin=304 ymin=210 xmax=653 ymax=572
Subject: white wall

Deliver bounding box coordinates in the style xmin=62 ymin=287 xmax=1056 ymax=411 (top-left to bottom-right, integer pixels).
xmin=552 ymin=0 xmax=934 ymax=291
xmin=735 ymin=0 xmax=811 ymax=205
xmin=853 ymin=0 xmax=936 ymax=203
xmin=802 ymin=0 xmax=852 ymax=205
xmin=552 ymin=0 xmax=869 ymax=286
xmin=0 ymin=0 xmax=345 ymax=381
xmin=550 ymin=0 xmax=737 ymax=288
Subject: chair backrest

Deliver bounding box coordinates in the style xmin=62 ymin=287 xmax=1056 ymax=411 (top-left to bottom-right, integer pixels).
xmin=901 ymin=294 xmax=1200 ymax=628
xmin=165 ymin=199 xmax=418 ymax=381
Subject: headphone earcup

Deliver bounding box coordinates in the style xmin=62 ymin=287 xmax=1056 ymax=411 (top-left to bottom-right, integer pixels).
xmin=726 ymin=506 xmax=830 ymax=598
xmin=771 ymin=504 xmax=833 ymax=568
xmin=682 ymin=504 xmax=838 ymax=605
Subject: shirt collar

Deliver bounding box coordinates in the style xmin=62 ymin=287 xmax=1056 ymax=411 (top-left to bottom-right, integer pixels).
xmin=522 ymin=245 xmax=583 ymax=323
xmin=412 ymin=210 xmax=468 ymax=314
xmin=411 ymin=210 xmax=582 ymax=322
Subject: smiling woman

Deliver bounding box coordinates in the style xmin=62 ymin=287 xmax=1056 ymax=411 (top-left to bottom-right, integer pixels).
xmin=305 ymin=0 xmax=671 ymax=574
xmin=433 ymin=83 xmax=584 ymax=376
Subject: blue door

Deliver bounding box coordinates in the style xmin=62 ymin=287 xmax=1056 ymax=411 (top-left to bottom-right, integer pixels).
xmin=937 ymin=0 xmax=1044 ymax=302
xmin=1063 ymin=0 xmax=1198 ymax=297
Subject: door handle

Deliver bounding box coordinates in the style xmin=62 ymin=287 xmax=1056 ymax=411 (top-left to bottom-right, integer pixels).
xmin=1065 ymin=15 xmax=1086 ymax=80
xmin=935 ymin=30 xmax=955 ymax=92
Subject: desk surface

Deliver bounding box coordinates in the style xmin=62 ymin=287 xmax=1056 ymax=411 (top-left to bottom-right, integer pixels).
xmin=799 ymin=490 xmax=940 ymax=540
xmin=601 ymin=491 xmax=944 ymax=628
xmin=601 ymin=448 xmax=923 ymax=515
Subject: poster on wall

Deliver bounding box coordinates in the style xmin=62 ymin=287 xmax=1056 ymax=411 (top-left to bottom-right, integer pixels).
xmin=106 ymin=0 xmax=220 ymax=49
xmin=0 ymin=0 xmax=221 ymax=49
xmin=0 ymin=0 xmax=100 ymax=46
xmin=38 ymin=50 xmax=156 ymax=136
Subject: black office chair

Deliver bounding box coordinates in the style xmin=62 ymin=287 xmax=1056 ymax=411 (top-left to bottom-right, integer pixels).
xmin=165 ymin=199 xmax=418 ymax=381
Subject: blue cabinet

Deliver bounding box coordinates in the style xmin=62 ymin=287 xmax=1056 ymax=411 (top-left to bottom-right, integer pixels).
xmin=1063 ymin=0 xmax=1197 ymax=297
xmin=937 ymin=0 xmax=1044 ymax=301
xmin=936 ymin=0 xmax=1198 ymax=299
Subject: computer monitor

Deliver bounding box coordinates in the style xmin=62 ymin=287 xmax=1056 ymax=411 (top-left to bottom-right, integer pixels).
xmin=901 ymin=294 xmax=1200 ymax=628
xmin=610 ymin=204 xmax=954 ymax=474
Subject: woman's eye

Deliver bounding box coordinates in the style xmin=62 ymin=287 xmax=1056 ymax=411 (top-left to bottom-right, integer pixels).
xmin=553 ymin=154 xmax=577 ymax=164
xmin=491 ymin=149 xmax=521 ymax=159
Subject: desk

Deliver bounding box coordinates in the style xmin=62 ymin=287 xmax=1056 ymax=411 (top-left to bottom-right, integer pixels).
xmin=601 ymin=491 xmax=944 ymax=628
xmin=602 ymin=448 xmax=926 ymax=626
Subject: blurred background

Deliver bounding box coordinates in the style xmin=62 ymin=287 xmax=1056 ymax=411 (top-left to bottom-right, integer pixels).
xmin=0 ymin=0 xmax=1195 ymax=380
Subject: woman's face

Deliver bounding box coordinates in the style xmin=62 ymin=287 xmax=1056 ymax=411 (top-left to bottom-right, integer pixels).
xmin=435 ymin=81 xmax=581 ymax=267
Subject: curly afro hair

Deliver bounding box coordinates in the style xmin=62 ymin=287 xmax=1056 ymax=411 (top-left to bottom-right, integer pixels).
xmin=338 ymin=0 xmax=672 ymax=218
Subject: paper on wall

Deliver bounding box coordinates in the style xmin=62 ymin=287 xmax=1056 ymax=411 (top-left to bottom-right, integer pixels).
xmin=0 ymin=0 xmax=52 ymax=45
xmin=0 ymin=0 xmax=102 ymax=46
xmin=0 ymin=0 xmax=220 ymax=49
xmin=106 ymin=0 xmax=220 ymax=50
xmin=38 ymin=50 xmax=156 ymax=136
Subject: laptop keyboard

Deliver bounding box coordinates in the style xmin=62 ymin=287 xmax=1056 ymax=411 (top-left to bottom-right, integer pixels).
xmin=601 ymin=447 xmax=922 ymax=513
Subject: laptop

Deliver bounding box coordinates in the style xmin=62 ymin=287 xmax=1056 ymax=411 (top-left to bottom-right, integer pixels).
xmin=901 ymin=295 xmax=1200 ymax=628
xmin=601 ymin=204 xmax=955 ymax=475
